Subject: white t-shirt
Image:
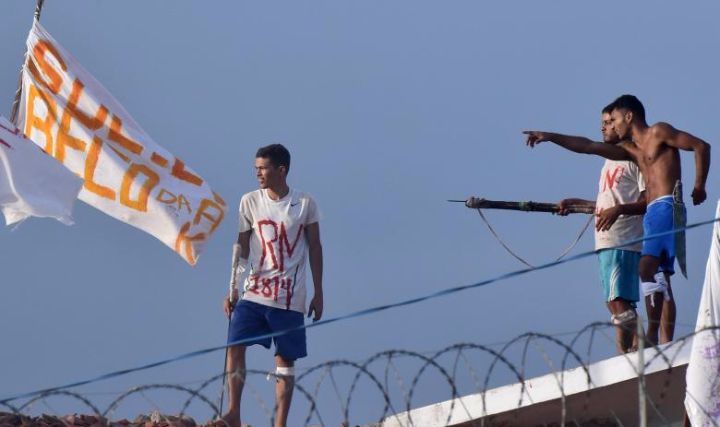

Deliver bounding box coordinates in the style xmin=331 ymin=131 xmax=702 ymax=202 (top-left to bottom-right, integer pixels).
xmin=595 ymin=159 xmax=645 ymax=251
xmin=239 ymin=188 xmax=321 ymax=312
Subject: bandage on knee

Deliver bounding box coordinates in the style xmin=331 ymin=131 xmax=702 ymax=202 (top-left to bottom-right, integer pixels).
xmin=611 ymin=309 xmax=637 ymax=325
xmin=654 ymin=272 xmax=670 ymax=299
xmin=275 ymin=366 xmax=295 ymax=377
xmin=641 ymin=281 xmax=663 ymax=297
xmin=642 ymin=279 xmax=669 ymax=307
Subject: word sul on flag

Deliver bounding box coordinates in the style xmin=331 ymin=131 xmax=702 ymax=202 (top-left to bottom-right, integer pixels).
xmin=0 ymin=115 xmax=82 ymax=226
xmin=18 ymin=21 xmax=225 ymax=265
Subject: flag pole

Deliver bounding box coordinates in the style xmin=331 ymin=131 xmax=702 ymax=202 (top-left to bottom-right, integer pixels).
xmin=34 ymin=0 xmax=46 ymax=20
xmin=9 ymin=0 xmax=45 ymax=124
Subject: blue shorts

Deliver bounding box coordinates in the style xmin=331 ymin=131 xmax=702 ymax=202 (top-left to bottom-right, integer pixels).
xmin=598 ymin=249 xmax=640 ymax=305
xmin=228 ymin=300 xmax=307 ymax=360
xmin=642 ymin=196 xmax=678 ymax=274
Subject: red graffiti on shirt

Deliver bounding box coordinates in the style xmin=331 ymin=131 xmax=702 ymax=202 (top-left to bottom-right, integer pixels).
xmin=257 ymin=219 xmax=304 ymax=272
xmin=601 ymin=166 xmax=625 ymax=192
xmin=247 ymin=274 xmax=294 ymax=306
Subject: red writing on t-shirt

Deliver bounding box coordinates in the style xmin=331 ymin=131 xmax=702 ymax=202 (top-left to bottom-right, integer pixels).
xmin=601 ymin=166 xmax=625 ymax=192
xmin=257 ymin=219 xmax=304 ymax=272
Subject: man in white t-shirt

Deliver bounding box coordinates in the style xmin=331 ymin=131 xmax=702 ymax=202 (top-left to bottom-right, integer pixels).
xmin=553 ymin=104 xmax=656 ymax=354
xmin=219 ymin=144 xmax=324 ymax=427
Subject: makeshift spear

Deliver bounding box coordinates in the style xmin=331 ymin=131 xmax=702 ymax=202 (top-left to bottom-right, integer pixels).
xmin=449 ymin=197 xmax=595 ymax=214
xmin=10 ymin=0 xmax=45 ymax=124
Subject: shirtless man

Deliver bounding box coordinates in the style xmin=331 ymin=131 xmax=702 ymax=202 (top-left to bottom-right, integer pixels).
xmin=524 ymin=94 xmax=711 ymax=345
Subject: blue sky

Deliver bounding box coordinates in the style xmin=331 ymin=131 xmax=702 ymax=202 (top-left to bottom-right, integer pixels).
xmin=1 ymin=1 xmax=719 ymax=424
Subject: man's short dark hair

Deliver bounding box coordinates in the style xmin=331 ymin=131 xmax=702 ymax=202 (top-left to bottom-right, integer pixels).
xmin=611 ymin=94 xmax=646 ymax=123
xmin=601 ymin=102 xmax=615 ymax=115
xmin=256 ymin=144 xmax=291 ymax=172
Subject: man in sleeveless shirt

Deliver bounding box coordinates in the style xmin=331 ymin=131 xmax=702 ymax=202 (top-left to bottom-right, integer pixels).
xmin=220 ymin=144 xmax=324 ymax=427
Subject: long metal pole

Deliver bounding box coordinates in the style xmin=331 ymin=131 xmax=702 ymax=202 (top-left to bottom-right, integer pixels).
xmin=9 ymin=0 xmax=45 ymax=124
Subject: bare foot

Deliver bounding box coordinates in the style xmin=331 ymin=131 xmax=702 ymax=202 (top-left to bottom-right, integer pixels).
xmin=210 ymin=411 xmax=241 ymax=427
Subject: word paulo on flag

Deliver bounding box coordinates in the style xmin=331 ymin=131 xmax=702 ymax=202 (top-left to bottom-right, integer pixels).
xmin=18 ymin=21 xmax=225 ymax=265
xmin=0 ymin=115 xmax=82 ymax=226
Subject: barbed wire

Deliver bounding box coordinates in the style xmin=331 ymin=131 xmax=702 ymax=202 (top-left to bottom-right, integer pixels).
xmin=4 ymin=215 xmax=716 ymax=412
xmin=3 ymin=323 xmax=717 ymax=426
xmin=3 ymin=216 xmax=718 ymax=426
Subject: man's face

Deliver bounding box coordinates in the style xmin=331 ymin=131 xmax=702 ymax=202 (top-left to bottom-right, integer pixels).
xmin=255 ymin=157 xmax=284 ymax=189
xmin=601 ymin=112 xmax=619 ymax=144
xmin=610 ymin=109 xmax=631 ymax=140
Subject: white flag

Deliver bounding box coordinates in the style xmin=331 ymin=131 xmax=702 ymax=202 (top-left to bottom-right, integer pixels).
xmin=18 ymin=21 xmax=226 ymax=265
xmin=685 ymin=201 xmax=720 ymax=424
xmin=0 ymin=116 xmax=81 ymax=226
